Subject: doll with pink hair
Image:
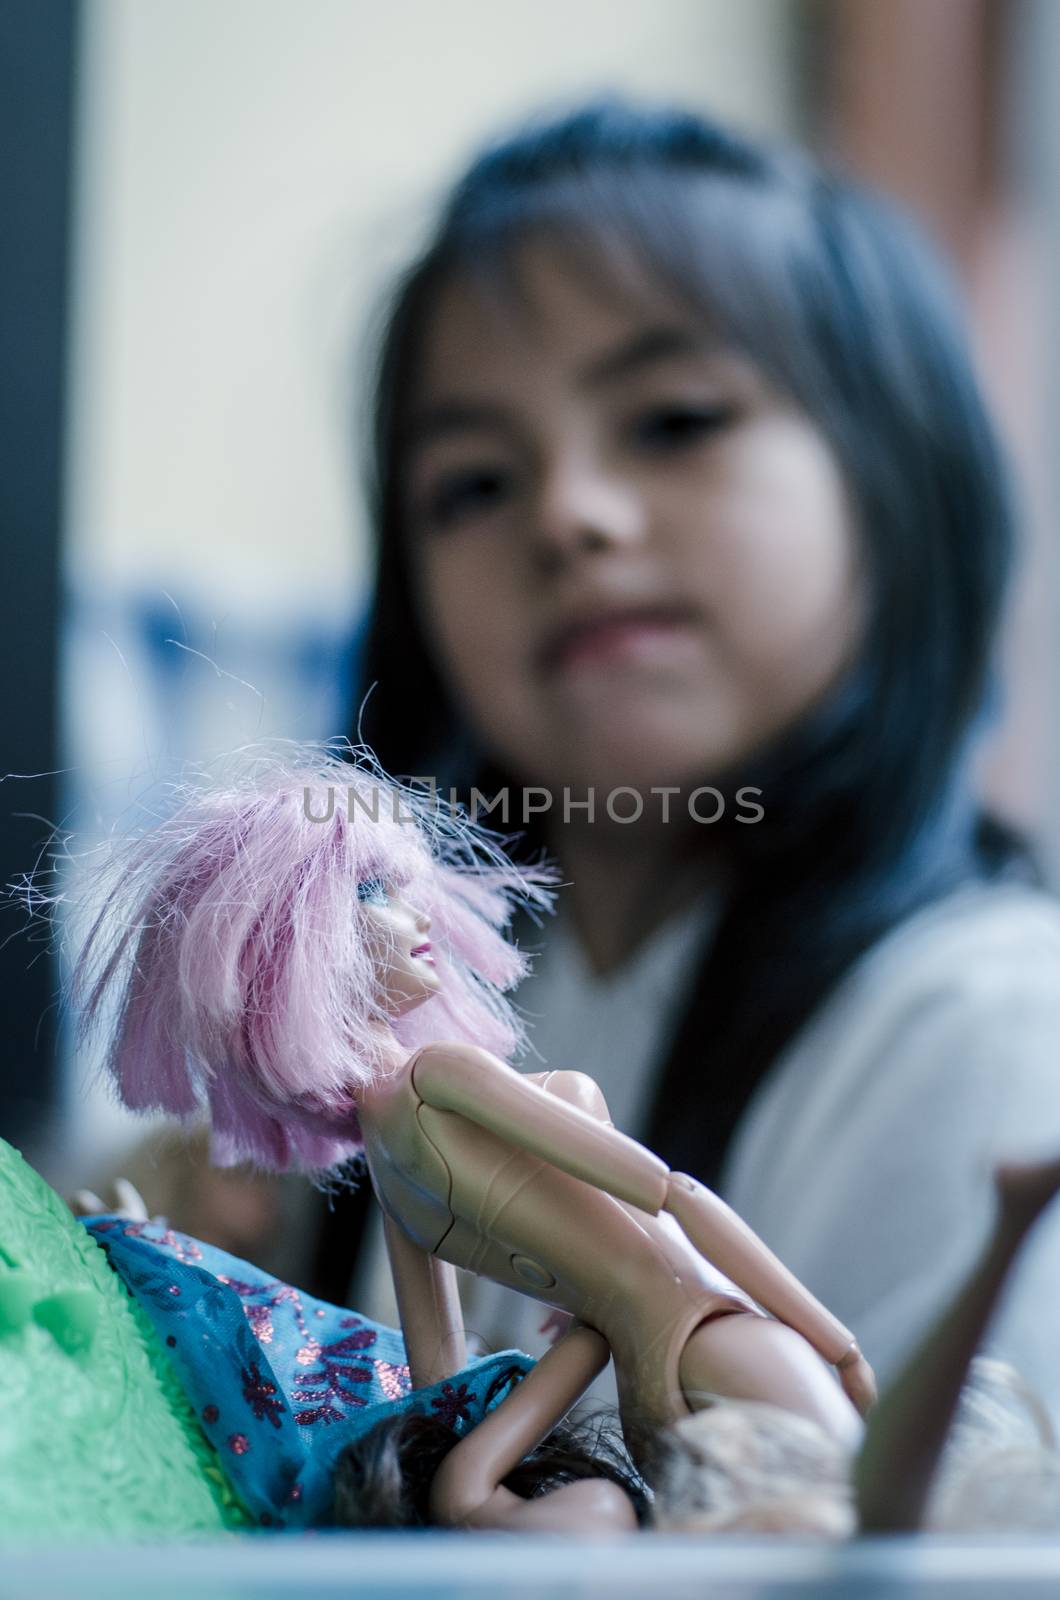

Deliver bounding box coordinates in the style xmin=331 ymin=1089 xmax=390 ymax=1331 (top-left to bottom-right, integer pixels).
xmin=73 ymin=742 xmax=876 ymax=1530
xmin=75 ymin=745 xmax=548 ymax=1176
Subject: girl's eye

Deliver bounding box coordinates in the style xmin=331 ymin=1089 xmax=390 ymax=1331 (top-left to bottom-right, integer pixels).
xmin=422 ymin=465 xmax=515 ymax=529
xmin=356 ymin=878 xmax=388 ymax=906
xmin=630 ymin=403 xmax=737 ymax=453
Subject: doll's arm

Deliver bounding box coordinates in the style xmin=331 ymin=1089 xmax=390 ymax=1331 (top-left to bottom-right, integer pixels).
xmin=382 ymin=1210 xmax=467 ymax=1389
xmin=664 ymin=1172 xmax=873 ymax=1406
xmin=429 ymin=1322 xmax=634 ymax=1532
xmin=414 ymin=1045 xmax=869 ymax=1402
xmin=413 ymin=1045 xmax=668 ymax=1213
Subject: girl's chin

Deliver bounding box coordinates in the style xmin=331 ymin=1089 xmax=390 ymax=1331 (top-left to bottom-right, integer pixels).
xmin=545 ymin=691 xmax=743 ymax=764
xmin=539 ymin=740 xmax=746 ymax=802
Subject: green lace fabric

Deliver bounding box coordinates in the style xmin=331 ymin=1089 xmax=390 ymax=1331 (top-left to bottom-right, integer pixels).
xmin=0 ymin=1138 xmax=252 ymax=1538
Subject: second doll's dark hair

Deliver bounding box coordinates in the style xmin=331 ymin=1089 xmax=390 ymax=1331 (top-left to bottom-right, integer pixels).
xmin=347 ymin=98 xmax=1030 ymax=1199
xmin=331 ymin=1369 xmax=648 ymax=1527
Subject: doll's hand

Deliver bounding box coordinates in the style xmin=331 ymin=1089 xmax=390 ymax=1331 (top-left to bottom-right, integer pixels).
xmin=836 ymin=1344 xmax=876 ymax=1415
xmin=538 ymin=1308 xmax=573 ymax=1347
xmin=69 ymin=1178 xmax=152 ymax=1222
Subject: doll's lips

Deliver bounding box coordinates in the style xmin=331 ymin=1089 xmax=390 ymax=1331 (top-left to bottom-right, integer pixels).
xmin=410 ymin=943 xmax=434 ymax=963
xmin=538 ymin=604 xmax=702 ymax=675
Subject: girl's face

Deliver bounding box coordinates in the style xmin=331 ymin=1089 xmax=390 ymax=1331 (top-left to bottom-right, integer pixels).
xmin=357 ymin=880 xmax=441 ymax=1015
xmin=402 ymin=245 xmax=866 ymax=801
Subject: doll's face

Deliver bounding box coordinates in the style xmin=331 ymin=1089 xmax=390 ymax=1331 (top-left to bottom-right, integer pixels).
xmin=357 ymin=879 xmax=441 ymax=1016
xmin=402 ymin=244 xmax=866 ymax=799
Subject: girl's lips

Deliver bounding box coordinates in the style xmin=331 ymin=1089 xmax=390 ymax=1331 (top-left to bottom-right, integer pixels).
xmin=410 ymin=943 xmax=434 ymax=963
xmin=539 ymin=607 xmax=702 ymax=674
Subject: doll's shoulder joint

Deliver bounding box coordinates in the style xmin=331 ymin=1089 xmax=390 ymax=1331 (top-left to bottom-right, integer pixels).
xmin=410 ymin=1040 xmax=500 ymax=1091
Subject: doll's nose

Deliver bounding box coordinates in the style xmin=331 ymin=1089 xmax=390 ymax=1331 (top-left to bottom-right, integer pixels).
xmin=401 ymin=898 xmax=430 ymax=932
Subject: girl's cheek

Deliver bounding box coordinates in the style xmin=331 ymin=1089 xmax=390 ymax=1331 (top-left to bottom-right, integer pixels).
xmin=420 ymin=546 xmax=527 ymax=672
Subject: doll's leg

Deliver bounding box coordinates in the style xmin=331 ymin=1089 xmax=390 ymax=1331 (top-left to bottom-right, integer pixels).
xmin=678 ymin=1311 xmax=863 ymax=1451
xmin=856 ymin=1154 xmax=1060 ymax=1533
xmin=429 ymin=1321 xmax=637 ymax=1534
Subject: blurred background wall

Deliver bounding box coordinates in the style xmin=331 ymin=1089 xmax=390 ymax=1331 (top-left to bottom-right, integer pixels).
xmin=1 ymin=0 xmax=1055 ymax=1185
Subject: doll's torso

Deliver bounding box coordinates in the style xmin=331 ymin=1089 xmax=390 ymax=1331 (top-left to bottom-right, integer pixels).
xmin=359 ymin=1046 xmax=755 ymax=1432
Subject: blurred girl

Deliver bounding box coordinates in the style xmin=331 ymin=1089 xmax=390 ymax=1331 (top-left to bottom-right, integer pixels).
xmin=340 ymin=99 xmax=1060 ymax=1406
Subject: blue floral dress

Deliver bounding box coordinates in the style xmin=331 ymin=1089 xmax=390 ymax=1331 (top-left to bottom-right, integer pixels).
xmin=84 ymin=1215 xmax=533 ymax=1529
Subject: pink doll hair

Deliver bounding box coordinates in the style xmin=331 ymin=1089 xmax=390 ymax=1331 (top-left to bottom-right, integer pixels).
xmin=71 ymin=742 xmax=553 ymax=1173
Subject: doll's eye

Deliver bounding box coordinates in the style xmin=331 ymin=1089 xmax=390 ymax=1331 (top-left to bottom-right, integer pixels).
xmin=356 ymin=878 xmax=388 ymax=906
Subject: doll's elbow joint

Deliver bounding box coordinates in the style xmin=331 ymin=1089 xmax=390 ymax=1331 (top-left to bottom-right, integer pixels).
xmin=428 ymin=1453 xmax=491 ymax=1527
xmin=661 ymin=1171 xmax=712 ymax=1219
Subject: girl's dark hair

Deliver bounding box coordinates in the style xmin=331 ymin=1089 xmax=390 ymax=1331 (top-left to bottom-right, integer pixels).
xmin=353 ymin=98 xmax=1033 ymax=1187
xmin=331 ymin=1368 xmax=647 ymax=1527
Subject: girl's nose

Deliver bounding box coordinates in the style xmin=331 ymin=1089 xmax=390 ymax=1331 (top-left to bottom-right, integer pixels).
xmin=411 ymin=903 xmax=431 ymax=934
xmin=532 ymin=458 xmax=646 ymax=574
